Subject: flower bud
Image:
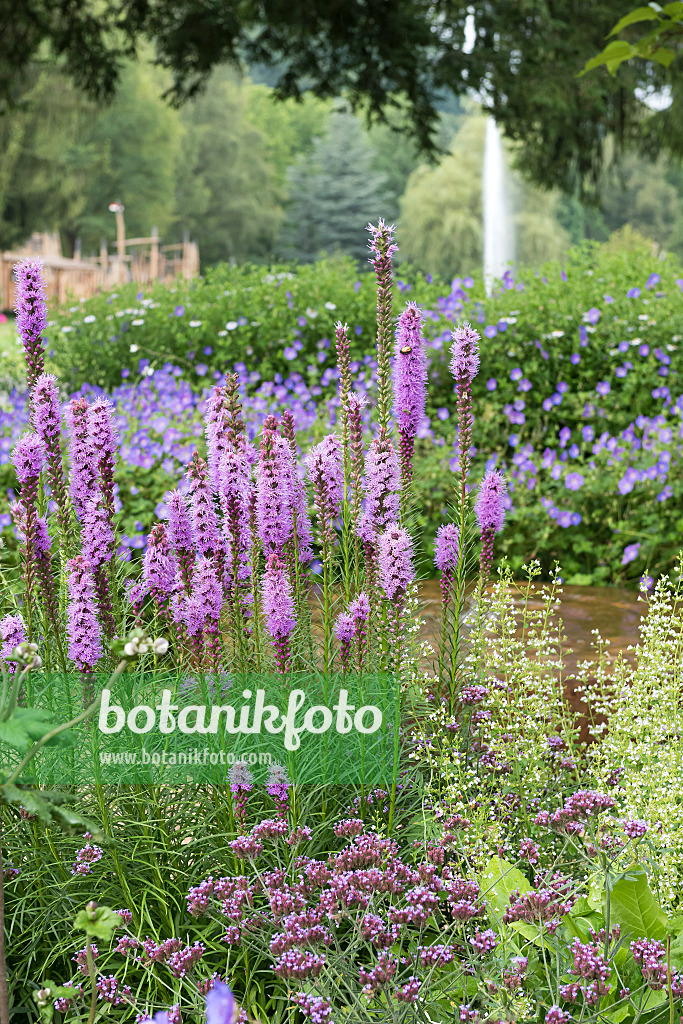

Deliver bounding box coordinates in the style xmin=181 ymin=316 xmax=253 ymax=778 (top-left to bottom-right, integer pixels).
xmin=152 ymin=638 xmax=169 ymax=655
xmin=123 ymin=642 xmax=137 ymax=657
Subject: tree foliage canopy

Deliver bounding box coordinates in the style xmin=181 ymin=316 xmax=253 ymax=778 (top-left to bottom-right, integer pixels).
xmin=2 ymin=0 xmax=683 ymax=195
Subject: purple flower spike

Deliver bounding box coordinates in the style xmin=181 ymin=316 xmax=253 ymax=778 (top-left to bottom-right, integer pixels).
xmin=166 ymin=490 xmax=194 ymax=591
xmin=377 ymin=523 xmax=415 ymax=605
xmin=143 ymin=523 xmax=178 ymax=605
xmin=90 ymin=398 xmax=118 ymax=516
xmin=262 ymin=552 xmax=296 ymax=672
xmin=256 ymin=429 xmax=294 ymax=557
xmin=348 ymin=591 xmax=370 ymax=671
xmin=357 ymin=437 xmax=400 ymax=545
xmin=307 ymin=434 xmax=343 ymax=552
xmin=31 ymin=373 xmax=70 ymax=534
xmin=205 ymin=979 xmax=236 ymax=1024
xmin=393 ymin=302 xmax=428 ymax=487
xmin=368 ymin=219 xmax=398 ymax=435
xmin=281 ymin=411 xmax=313 ymax=563
xmin=334 ymin=611 xmax=356 ymax=669
xmin=66 ymin=555 xmax=103 ymax=675
xmin=450 ymin=323 xmax=480 ymax=384
xmin=434 ymin=523 xmax=460 ymax=610
xmin=434 ymin=523 xmax=460 ymax=573
xmin=66 ymin=397 xmax=98 ymax=520
xmin=475 ymin=470 xmax=507 ymax=535
xmin=14 ymin=258 xmax=47 ymax=385
xmin=188 ymin=452 xmax=220 ymax=558
xmin=12 ymin=434 xmax=46 ymax=484
xmin=0 ymin=614 xmax=27 ymax=662
xmin=475 ymin=470 xmax=508 ymax=588
xmin=450 ymin=322 xmax=481 ymax=494
xmin=82 ymin=494 xmax=115 ymax=569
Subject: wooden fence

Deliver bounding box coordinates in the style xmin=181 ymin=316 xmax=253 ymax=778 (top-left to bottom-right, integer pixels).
xmin=0 ymin=233 xmax=199 ymax=310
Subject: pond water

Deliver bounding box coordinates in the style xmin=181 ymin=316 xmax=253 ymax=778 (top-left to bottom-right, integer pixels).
xmin=417 ymin=581 xmax=645 ymax=674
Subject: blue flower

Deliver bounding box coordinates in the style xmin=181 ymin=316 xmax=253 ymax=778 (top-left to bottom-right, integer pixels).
xmin=596 ymin=381 xmax=610 ymax=396
xmin=565 ymin=472 xmax=584 ymax=491
xmin=487 ymin=378 xmax=498 ymax=391
xmin=510 ymin=368 xmax=522 ymax=381
xmin=626 ymin=287 xmax=641 ymax=299
xmin=585 ymin=307 xmax=601 ymax=325
xmin=483 ymin=325 xmax=498 ymax=338
xmin=205 ymin=981 xmax=236 ymax=1024
xmin=174 ymin=305 xmax=185 ymax=317
xmin=621 ymin=542 xmax=641 ymax=566
xmin=283 ymin=347 xmax=297 ymax=360
xmin=437 ymin=407 xmax=450 ymax=420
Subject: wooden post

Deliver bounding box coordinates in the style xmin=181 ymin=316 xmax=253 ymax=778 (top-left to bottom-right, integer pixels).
xmin=56 ymin=268 xmax=66 ymax=305
xmin=150 ymin=226 xmax=159 ymax=282
xmin=116 ymin=209 xmax=126 ymax=284
xmin=182 ymin=230 xmax=190 ymax=280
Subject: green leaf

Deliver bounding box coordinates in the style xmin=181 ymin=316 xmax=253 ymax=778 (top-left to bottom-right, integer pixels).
xmin=661 ymin=2 xmax=683 ymax=19
xmin=0 ymin=718 xmax=31 ymax=752
xmin=480 ymin=856 xmax=531 ymax=918
xmin=73 ymin=905 xmax=121 ymax=942
xmin=581 ymin=40 xmax=635 ymax=76
xmin=608 ymin=6 xmax=661 ymax=36
xmin=604 ymin=1003 xmax=633 ymax=1024
xmin=609 ymin=867 xmax=670 ymax=939
xmin=14 ymin=708 xmax=76 ymax=747
xmin=647 ymin=45 xmax=677 ymax=65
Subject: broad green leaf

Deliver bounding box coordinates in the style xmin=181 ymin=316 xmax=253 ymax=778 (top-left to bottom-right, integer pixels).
xmin=73 ymin=905 xmax=120 ymax=942
xmin=604 ymin=1003 xmax=633 ymax=1023
xmin=480 ymin=856 xmax=531 ymax=918
xmin=647 ymin=45 xmax=677 ymax=65
xmin=608 ymin=6 xmax=661 ymax=35
xmin=609 ymin=867 xmax=670 ymax=939
xmin=662 ymin=2 xmax=683 ymax=18
xmin=580 ymin=40 xmax=634 ymax=76
xmin=0 ymin=719 xmax=31 ymax=752
xmin=14 ymin=708 xmax=76 ymax=747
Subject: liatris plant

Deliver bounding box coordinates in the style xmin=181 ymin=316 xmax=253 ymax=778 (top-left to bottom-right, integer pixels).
xmin=393 ymin=302 xmax=427 ymax=495
xmin=474 ymin=469 xmax=508 ymax=592
xmin=3 ymin=225 xmax=507 ymax=737
xmin=367 ymin=220 xmax=398 ymax=437
xmin=14 ymin=259 xmax=47 ymax=386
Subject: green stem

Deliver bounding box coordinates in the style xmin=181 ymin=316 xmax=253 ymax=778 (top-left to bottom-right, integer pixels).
xmin=0 ymin=845 xmax=9 ymax=1024
xmin=86 ymin=936 xmax=98 ymax=1024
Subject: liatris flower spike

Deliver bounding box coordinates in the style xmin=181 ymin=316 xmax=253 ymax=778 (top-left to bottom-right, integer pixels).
xmin=368 ymin=219 xmax=398 ymax=435
xmin=261 ymin=552 xmax=296 ymax=672
xmin=334 ymin=612 xmax=356 ymax=669
xmin=378 ymin=524 xmax=415 ymax=606
xmin=450 ymin=322 xmax=481 ymax=493
xmin=434 ymin=523 xmax=460 ymax=609
xmin=474 ymin=469 xmax=508 ymax=590
xmin=14 ymin=258 xmax=47 ymax=385
xmin=393 ymin=302 xmax=427 ymax=489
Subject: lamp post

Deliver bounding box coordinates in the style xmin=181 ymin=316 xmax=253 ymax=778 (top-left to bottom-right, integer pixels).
xmin=108 ymin=202 xmax=125 ymax=283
